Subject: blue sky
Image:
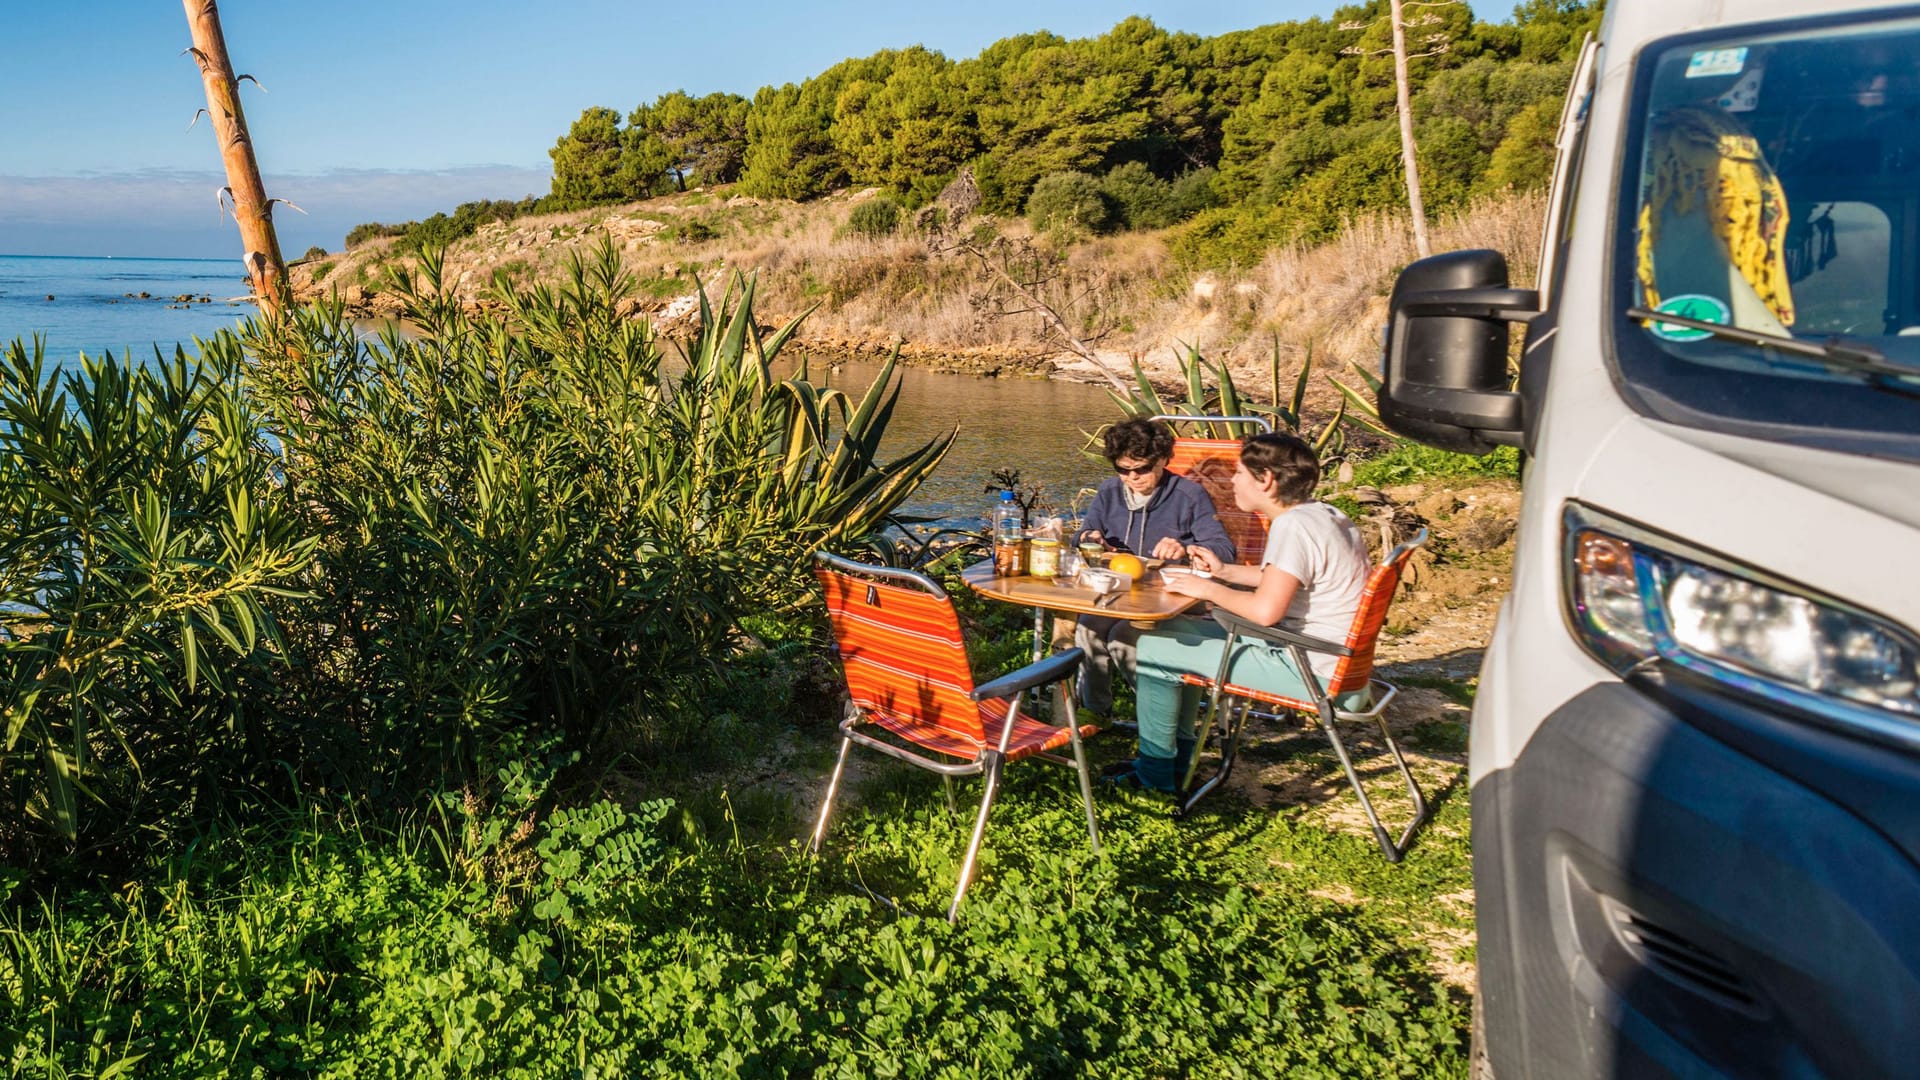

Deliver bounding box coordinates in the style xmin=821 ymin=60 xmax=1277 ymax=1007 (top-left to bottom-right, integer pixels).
xmin=1 ymin=1 xmax=1345 ymax=259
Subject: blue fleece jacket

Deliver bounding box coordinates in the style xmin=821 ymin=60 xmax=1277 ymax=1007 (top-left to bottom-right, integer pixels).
xmin=1077 ymin=472 xmax=1236 ymax=562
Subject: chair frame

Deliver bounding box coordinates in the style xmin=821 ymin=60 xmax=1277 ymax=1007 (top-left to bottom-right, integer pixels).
xmin=1177 ymin=531 xmax=1432 ymax=864
xmin=1151 ymin=414 xmax=1274 ymax=437
xmin=808 ymin=551 xmax=1101 ymax=921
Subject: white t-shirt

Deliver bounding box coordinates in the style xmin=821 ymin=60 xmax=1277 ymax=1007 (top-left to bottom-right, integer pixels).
xmin=1259 ymin=502 xmax=1372 ymax=677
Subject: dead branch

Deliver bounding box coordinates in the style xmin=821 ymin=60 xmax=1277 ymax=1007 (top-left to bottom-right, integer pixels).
xmin=930 ymin=231 xmax=1132 ymax=394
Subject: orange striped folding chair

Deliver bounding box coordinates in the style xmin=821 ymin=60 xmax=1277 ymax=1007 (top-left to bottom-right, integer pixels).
xmin=1177 ymin=530 xmax=1432 ymax=863
xmin=1154 ymin=415 xmax=1273 ymax=566
xmin=808 ymin=552 xmax=1102 ymax=920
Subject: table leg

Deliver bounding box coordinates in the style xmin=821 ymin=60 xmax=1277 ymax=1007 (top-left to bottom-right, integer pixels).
xmin=1048 ymin=612 xmax=1080 ymax=724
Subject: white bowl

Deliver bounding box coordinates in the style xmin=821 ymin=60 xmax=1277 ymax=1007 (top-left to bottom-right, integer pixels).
xmin=1158 ymin=566 xmax=1212 ymax=586
xmin=1078 ymin=568 xmax=1131 ymax=594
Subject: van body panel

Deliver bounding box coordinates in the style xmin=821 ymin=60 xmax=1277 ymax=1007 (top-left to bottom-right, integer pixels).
xmin=1374 ymin=2 xmax=1920 ymax=1073
xmin=1575 ymin=416 xmax=1920 ymax=620
xmin=1654 ymin=423 xmax=1920 ymax=532
xmin=1474 ymin=682 xmax=1920 ymax=1079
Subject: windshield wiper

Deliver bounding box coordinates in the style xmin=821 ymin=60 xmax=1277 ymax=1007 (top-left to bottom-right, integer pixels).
xmin=1626 ymin=307 xmax=1920 ymax=383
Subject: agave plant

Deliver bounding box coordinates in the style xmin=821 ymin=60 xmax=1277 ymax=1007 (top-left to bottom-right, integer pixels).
xmin=1326 ymin=359 xmax=1398 ymax=439
xmin=1104 ymin=336 xmax=1347 ymax=460
xmin=660 ymin=271 xmax=957 ymax=601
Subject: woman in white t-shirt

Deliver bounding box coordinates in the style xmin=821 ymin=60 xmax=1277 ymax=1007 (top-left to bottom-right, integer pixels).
xmin=1111 ymin=433 xmax=1374 ymax=793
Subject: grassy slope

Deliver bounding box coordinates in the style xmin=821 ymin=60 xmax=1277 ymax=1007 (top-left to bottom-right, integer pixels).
xmin=295 ymin=187 xmax=1546 ymax=403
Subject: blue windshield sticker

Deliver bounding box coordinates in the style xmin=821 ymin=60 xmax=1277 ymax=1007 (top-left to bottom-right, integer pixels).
xmin=1649 ymin=294 xmax=1732 ymax=341
xmin=1687 ymin=47 xmax=1748 ymax=79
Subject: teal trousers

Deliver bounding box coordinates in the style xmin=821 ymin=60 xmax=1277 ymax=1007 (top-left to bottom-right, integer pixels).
xmin=1130 ymin=615 xmax=1370 ymax=791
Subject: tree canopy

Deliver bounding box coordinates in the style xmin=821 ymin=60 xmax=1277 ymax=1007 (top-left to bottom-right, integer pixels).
xmin=529 ymin=1 xmax=1601 ymax=264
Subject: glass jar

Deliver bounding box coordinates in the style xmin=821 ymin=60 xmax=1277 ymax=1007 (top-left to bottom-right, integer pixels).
xmin=1028 ymin=537 xmax=1061 ymax=578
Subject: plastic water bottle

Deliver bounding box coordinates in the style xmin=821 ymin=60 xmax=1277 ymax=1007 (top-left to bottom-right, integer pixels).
xmin=992 ymin=490 xmax=1024 ymax=575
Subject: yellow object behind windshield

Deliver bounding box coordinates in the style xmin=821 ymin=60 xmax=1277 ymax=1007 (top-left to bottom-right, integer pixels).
xmin=1636 ymin=105 xmax=1796 ymax=326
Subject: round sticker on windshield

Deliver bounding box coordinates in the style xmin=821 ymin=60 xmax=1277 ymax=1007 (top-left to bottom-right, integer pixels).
xmin=1648 ymin=294 xmax=1731 ymax=341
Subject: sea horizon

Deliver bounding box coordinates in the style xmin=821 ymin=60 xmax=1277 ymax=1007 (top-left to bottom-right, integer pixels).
xmin=0 ymin=252 xmax=242 ymax=264
xmin=0 ymin=253 xmax=256 ymax=363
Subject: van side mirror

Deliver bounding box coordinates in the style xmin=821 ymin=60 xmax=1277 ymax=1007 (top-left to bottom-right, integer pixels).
xmin=1378 ymin=249 xmax=1539 ymax=454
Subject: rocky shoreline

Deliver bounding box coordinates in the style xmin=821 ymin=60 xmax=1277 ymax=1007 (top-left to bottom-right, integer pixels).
xmin=293 ymin=270 xmax=1080 ymax=381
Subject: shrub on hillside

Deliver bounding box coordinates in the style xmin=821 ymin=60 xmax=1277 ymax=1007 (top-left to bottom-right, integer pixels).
xmin=845 ymin=195 xmax=902 ymax=238
xmin=1096 ymin=163 xmax=1220 ymax=231
xmin=1166 ymin=203 xmax=1294 ymax=270
xmin=1026 ymin=171 xmax=1112 ymax=239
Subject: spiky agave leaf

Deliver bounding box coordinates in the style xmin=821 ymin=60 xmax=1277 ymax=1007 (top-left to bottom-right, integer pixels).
xmin=1328 ymin=360 xmax=1397 ymax=438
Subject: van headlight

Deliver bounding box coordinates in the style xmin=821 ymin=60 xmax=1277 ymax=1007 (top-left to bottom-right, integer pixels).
xmin=1566 ymin=507 xmax=1920 ymax=729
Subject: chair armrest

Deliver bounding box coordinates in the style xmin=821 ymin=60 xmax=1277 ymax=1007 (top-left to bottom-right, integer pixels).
xmin=970 ymin=648 xmax=1086 ymax=702
xmin=1211 ymin=609 xmax=1353 ymax=658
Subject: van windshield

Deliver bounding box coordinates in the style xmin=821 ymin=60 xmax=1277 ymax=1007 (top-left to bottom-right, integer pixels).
xmin=1615 ymin=14 xmax=1920 ymax=460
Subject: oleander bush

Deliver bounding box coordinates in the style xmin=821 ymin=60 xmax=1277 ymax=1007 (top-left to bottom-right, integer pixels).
xmin=0 ymin=339 xmax=313 ymax=864
xmin=237 ymin=240 xmax=953 ymax=798
xmin=0 ymin=241 xmax=950 ymax=865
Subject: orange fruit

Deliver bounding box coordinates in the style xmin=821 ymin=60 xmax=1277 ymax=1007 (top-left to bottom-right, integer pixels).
xmin=1108 ymin=553 xmax=1145 ymax=579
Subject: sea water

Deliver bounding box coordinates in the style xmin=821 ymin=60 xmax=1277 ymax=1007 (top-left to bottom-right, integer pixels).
xmin=0 ymin=254 xmax=1113 ymax=529
xmin=0 ymin=254 xmax=255 ymax=366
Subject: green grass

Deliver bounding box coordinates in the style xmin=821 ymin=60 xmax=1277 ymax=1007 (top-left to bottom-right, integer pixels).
xmin=1 ymin=771 xmax=1471 ymax=1079
xmin=1349 ymin=444 xmax=1520 ymax=488
xmin=635 ymin=274 xmax=690 ymax=300
xmin=1397 ymin=674 xmax=1478 ymax=709
xmin=1 ymin=584 xmax=1474 ymax=1078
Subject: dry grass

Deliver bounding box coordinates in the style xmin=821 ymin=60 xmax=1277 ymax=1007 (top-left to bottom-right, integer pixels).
xmin=303 ymin=185 xmax=1550 ymax=395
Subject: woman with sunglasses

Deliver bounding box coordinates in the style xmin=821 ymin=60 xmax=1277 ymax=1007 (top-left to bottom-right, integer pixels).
xmin=1109 ymin=432 xmax=1371 ymax=793
xmin=1073 ymin=417 xmax=1236 ymax=717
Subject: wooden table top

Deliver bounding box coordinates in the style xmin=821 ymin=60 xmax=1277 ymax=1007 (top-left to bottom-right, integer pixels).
xmin=961 ymin=560 xmax=1202 ymax=623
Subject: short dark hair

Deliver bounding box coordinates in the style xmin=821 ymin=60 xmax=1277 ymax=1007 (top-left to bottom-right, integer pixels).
xmin=1103 ymin=417 xmax=1175 ymax=463
xmin=1240 ymin=432 xmax=1320 ymax=505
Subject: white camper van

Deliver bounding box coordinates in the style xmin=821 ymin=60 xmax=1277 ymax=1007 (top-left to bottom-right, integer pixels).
xmin=1374 ymin=2 xmax=1920 ymax=1076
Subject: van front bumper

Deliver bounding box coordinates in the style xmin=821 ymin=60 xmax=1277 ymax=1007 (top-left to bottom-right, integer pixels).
xmin=1474 ymin=677 xmax=1920 ymax=1079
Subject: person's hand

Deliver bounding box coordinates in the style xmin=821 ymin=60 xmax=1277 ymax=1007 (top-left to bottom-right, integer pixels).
xmin=1188 ymin=546 xmax=1223 ymax=575
xmin=1150 ymin=536 xmax=1187 ymax=561
xmin=1081 ymin=530 xmax=1103 ymax=546
xmin=1163 ymin=572 xmax=1213 ymax=598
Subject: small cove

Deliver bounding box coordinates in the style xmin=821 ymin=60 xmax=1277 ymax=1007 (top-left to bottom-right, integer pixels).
xmin=3 ymin=255 xmax=1116 ymax=534
xmin=810 ymin=355 xmax=1114 ymax=531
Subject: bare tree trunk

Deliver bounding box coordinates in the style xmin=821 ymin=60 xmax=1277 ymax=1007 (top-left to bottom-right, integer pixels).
xmin=1389 ymin=0 xmax=1432 ymax=258
xmin=182 ymin=0 xmax=287 ymax=318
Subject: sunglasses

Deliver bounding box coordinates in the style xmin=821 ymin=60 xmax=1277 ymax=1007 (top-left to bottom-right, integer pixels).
xmin=1112 ymin=460 xmax=1161 ymax=476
